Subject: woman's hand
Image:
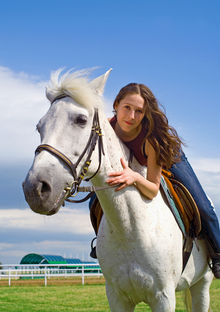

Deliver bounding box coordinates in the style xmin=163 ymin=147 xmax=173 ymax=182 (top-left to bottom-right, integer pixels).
xmin=106 ymin=158 xmax=138 ymax=191
xmin=106 ymin=145 xmax=161 ymax=199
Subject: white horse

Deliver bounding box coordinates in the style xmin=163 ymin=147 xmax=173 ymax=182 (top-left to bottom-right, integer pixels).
xmin=23 ymin=68 xmax=213 ymax=312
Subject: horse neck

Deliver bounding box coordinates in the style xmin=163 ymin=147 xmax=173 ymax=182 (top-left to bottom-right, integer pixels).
xmin=96 ymin=110 xmax=130 ymax=177
xmin=91 ymin=110 xmax=146 ymax=232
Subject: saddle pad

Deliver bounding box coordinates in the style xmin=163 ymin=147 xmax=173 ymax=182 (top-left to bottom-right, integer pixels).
xmin=160 ymin=175 xmax=187 ymax=237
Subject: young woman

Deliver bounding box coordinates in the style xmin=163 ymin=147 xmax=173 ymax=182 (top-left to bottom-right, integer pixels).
xmin=105 ymin=82 xmax=220 ymax=279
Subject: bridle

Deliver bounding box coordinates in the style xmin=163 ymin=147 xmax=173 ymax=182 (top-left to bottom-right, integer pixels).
xmin=35 ymin=94 xmax=115 ymax=204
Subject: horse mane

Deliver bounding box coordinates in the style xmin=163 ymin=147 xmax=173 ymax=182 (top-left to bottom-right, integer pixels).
xmin=49 ymin=68 xmax=105 ymax=110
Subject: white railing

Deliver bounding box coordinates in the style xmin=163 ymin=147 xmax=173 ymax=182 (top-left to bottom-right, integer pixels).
xmin=0 ymin=263 xmax=103 ymax=286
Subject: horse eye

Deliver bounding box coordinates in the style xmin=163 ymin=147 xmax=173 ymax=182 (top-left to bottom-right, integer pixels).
xmin=75 ymin=114 xmax=87 ymax=125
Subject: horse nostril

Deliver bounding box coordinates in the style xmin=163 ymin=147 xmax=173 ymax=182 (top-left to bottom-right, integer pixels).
xmin=37 ymin=181 xmax=51 ymax=199
xmin=41 ymin=181 xmax=51 ymax=194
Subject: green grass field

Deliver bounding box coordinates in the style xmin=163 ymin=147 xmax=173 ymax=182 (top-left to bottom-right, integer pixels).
xmin=0 ymin=277 xmax=219 ymax=311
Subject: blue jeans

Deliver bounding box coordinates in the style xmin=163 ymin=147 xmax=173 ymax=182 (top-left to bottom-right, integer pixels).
xmin=170 ymin=151 xmax=220 ymax=253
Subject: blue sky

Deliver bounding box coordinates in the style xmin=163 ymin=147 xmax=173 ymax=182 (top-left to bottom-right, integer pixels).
xmin=0 ymin=0 xmax=220 ymax=264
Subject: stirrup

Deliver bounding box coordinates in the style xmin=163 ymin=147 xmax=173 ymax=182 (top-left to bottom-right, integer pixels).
xmin=90 ymin=237 xmax=97 ymax=259
xmin=209 ymin=257 xmax=220 ymax=279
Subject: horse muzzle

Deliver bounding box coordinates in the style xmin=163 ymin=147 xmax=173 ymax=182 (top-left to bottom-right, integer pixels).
xmin=22 ymin=171 xmax=65 ymax=215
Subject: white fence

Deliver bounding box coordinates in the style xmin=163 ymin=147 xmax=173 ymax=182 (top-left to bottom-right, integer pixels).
xmin=0 ymin=263 xmax=103 ymax=286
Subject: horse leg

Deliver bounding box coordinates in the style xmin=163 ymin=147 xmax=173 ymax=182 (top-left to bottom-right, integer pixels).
xmin=149 ymin=287 xmax=176 ymax=312
xmin=189 ymin=270 xmax=213 ymax=312
xmin=106 ymin=282 xmax=135 ymax=312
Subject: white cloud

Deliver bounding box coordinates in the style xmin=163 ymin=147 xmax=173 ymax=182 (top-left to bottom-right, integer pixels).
xmin=186 ymin=157 xmax=220 ymax=218
xmin=0 ymin=207 xmax=95 ymax=264
xmin=0 ymin=66 xmax=49 ymax=163
xmin=190 ymin=158 xmax=220 ymax=173
xmin=192 ymin=169 xmax=220 ymax=215
xmin=0 ymin=243 xmax=13 ymax=251
xmin=0 ymin=207 xmax=93 ymax=235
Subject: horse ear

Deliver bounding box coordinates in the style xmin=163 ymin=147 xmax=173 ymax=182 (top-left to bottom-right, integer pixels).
xmin=89 ymin=68 xmax=112 ymax=95
xmin=46 ymin=87 xmax=58 ymax=102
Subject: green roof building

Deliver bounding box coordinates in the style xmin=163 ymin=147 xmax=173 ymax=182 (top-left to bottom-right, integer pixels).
xmin=18 ymin=253 xmax=100 ymax=279
xmin=20 ymin=254 xmax=68 ymax=265
xmin=20 ymin=253 xmax=98 ymax=268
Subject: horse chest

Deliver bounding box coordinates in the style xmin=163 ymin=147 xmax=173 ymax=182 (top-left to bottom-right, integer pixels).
xmin=103 ymin=259 xmax=157 ymax=304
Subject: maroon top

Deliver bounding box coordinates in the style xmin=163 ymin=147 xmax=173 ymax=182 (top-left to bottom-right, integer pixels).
xmin=110 ymin=116 xmax=148 ymax=166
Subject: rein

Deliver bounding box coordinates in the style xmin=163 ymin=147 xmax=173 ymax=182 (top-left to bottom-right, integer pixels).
xmin=35 ymin=94 xmax=117 ymax=204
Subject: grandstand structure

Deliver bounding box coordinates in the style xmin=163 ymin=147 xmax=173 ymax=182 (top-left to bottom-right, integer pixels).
xmin=17 ymin=253 xmax=100 ymax=277
xmin=20 ymin=253 xmax=86 ymax=266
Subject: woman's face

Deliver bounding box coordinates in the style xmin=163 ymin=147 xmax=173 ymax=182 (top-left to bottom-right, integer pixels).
xmin=115 ymin=93 xmax=145 ymax=134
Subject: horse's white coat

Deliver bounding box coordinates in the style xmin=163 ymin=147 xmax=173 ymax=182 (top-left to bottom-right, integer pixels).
xmin=23 ymin=69 xmax=213 ymax=312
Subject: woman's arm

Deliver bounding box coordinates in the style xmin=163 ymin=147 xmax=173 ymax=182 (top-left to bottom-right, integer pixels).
xmin=107 ymin=139 xmax=161 ymax=199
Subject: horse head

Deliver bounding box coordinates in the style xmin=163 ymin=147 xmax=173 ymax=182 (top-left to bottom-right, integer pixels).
xmin=22 ymin=68 xmax=112 ymax=215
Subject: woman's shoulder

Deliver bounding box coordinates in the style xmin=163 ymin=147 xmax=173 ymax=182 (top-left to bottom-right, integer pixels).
xmin=143 ymin=139 xmax=155 ymax=157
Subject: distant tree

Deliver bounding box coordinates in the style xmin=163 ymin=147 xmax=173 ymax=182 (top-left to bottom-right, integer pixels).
xmin=0 ymin=262 xmax=4 ymax=275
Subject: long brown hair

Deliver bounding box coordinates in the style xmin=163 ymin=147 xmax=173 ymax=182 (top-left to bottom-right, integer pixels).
xmin=113 ymin=83 xmax=184 ymax=168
